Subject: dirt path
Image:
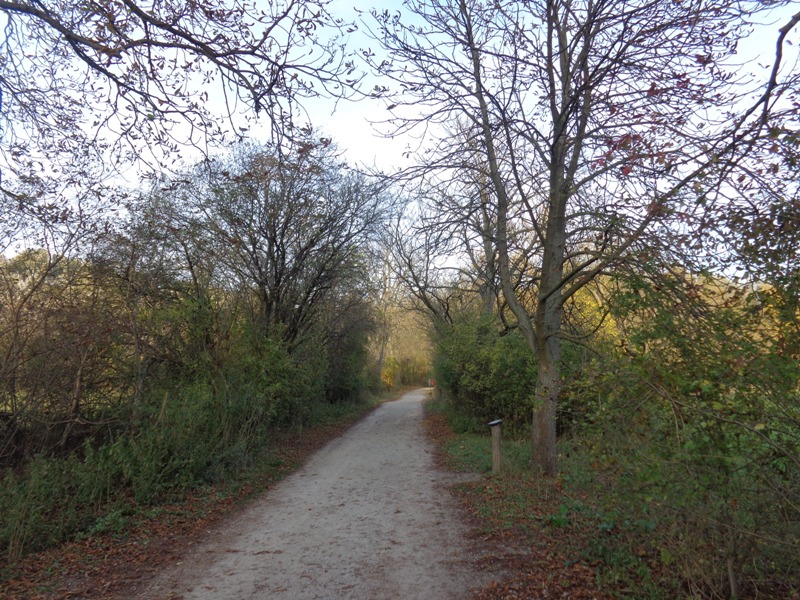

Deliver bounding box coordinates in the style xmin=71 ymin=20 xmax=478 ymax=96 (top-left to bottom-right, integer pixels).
xmin=136 ymin=389 xmax=492 ymax=599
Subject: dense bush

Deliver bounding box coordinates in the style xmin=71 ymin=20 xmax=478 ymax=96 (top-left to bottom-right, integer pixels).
xmin=432 ymin=313 xmax=537 ymax=432
xmin=431 ymin=273 xmax=800 ymax=596
xmin=561 ymin=276 xmax=800 ymax=598
xmin=432 ymin=295 xmax=606 ymax=434
xmin=0 ymin=331 xmax=340 ymax=560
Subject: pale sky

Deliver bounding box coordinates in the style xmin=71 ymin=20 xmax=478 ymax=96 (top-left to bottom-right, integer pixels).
xmin=298 ymin=1 xmax=798 ymax=172
xmin=1 ymin=1 xmax=797 ymax=182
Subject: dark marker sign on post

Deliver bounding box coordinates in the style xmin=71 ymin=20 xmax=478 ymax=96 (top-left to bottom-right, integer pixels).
xmin=487 ymin=419 xmax=503 ymax=474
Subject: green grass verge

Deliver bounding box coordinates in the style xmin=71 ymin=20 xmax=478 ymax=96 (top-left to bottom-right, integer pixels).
xmin=426 ymin=396 xmax=678 ymax=599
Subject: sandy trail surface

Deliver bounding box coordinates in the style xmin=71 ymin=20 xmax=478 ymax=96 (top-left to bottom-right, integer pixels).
xmin=136 ymin=388 xmax=491 ymax=599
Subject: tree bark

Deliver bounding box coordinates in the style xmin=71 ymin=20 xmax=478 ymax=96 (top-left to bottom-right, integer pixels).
xmin=460 ymin=0 xmax=560 ymax=473
xmin=532 ymin=313 xmax=561 ymax=475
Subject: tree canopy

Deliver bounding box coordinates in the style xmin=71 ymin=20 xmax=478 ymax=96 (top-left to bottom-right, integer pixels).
xmin=0 ymin=0 xmax=358 ymax=193
xmin=367 ymin=0 xmax=799 ymax=473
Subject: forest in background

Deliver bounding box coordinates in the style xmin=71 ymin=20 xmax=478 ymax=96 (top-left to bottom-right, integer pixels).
xmin=0 ymin=139 xmax=431 ymax=562
xmin=372 ymin=0 xmax=800 ymax=596
xmin=1 ymin=0 xmax=799 ymax=597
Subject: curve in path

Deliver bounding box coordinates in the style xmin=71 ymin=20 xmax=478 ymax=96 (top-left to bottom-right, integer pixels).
xmin=137 ymin=388 xmax=490 ymax=599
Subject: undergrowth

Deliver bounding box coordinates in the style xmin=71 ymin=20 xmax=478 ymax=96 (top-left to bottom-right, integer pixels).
xmin=427 ymin=395 xmax=679 ymax=599
xmin=0 ymin=387 xmax=386 ymax=575
xmin=1 ymin=389 xmax=391 ymax=598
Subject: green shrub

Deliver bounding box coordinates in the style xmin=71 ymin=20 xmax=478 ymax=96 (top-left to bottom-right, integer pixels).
xmin=0 ymin=332 xmax=350 ymax=560
xmin=433 ymin=313 xmax=536 ymax=430
xmin=560 ymin=275 xmax=800 ymax=598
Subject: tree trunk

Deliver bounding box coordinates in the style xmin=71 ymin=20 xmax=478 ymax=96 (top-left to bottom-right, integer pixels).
xmin=460 ymin=0 xmax=561 ymax=473
xmin=59 ymin=346 xmax=89 ymax=448
xmin=532 ymin=313 xmax=561 ymax=475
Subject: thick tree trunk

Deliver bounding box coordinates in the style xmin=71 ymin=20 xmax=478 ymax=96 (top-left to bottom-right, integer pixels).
xmin=532 ymin=315 xmax=561 ymax=475
xmin=461 ymin=0 xmax=572 ymax=474
xmin=530 ymin=231 xmax=566 ymax=475
xmin=531 ymin=157 xmax=568 ymax=473
xmin=531 ymin=179 xmax=567 ymax=475
xmin=460 ymin=0 xmax=562 ymax=474
xmin=529 ymin=0 xmax=571 ymax=472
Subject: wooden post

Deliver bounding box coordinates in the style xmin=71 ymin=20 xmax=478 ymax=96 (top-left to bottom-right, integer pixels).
xmin=488 ymin=419 xmax=503 ymax=474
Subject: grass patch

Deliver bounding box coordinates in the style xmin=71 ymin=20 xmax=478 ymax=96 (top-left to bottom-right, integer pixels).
xmin=425 ymin=396 xmax=677 ymax=599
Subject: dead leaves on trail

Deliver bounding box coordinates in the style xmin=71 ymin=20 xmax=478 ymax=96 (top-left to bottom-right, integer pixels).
xmin=422 ymin=407 xmax=611 ymax=600
xmin=473 ymin=548 xmax=609 ymax=600
xmin=1 ymin=408 xmax=377 ymax=600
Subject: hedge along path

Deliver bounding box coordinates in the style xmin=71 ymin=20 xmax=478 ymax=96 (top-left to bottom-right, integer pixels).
xmin=136 ymin=389 xmax=493 ymax=599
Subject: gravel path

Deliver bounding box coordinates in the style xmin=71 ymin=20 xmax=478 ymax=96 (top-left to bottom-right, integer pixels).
xmin=137 ymin=388 xmax=491 ymax=599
